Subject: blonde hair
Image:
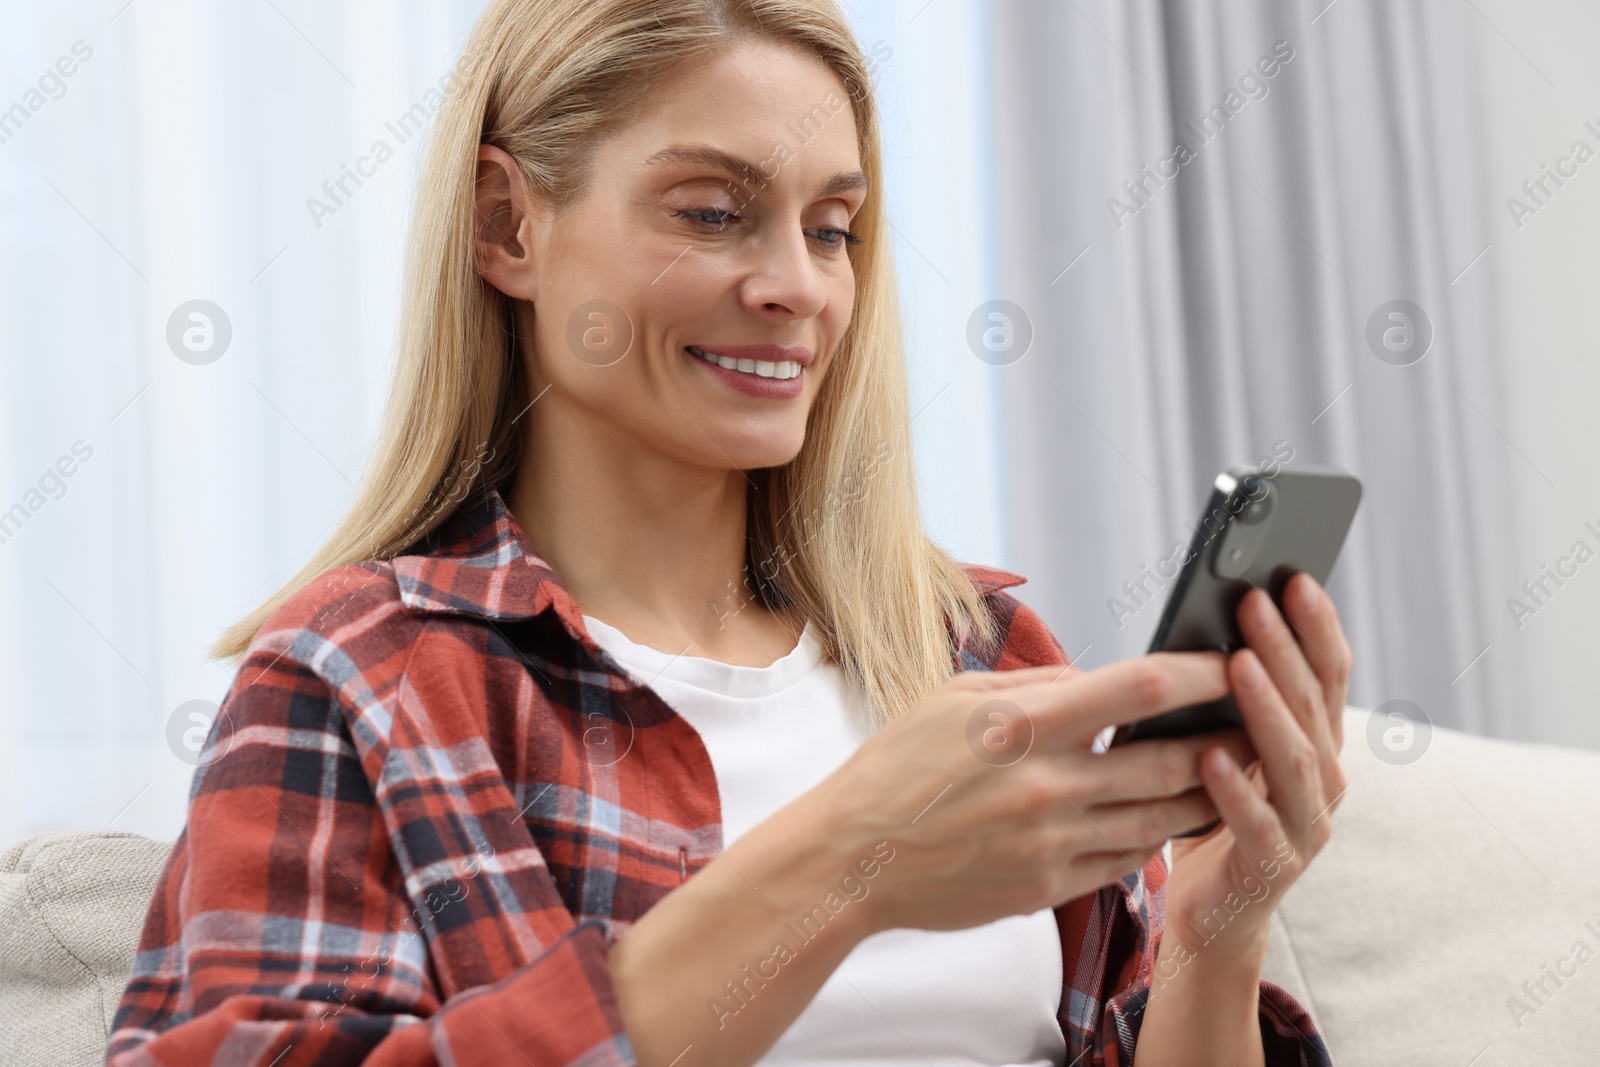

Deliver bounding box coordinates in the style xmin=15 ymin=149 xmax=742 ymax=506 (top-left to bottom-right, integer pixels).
xmin=211 ymin=0 xmax=999 ymax=724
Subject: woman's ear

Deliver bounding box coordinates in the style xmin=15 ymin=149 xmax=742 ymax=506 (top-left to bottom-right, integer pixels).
xmin=474 ymin=144 xmax=543 ymax=300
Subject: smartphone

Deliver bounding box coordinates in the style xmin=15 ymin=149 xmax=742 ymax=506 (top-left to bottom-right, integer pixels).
xmin=1107 ymin=464 xmax=1362 ymax=833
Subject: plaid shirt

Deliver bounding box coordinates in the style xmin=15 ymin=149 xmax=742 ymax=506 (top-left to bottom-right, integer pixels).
xmin=108 ymin=486 xmax=1331 ymax=1067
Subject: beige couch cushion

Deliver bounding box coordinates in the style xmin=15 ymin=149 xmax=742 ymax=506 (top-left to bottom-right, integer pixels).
xmin=7 ymin=709 xmax=1599 ymax=1067
xmin=1262 ymin=706 xmax=1600 ymax=1066
xmin=0 ymin=830 xmax=173 ymax=1067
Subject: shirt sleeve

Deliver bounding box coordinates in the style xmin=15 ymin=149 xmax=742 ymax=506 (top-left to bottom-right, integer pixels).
xmin=1062 ymin=849 xmax=1334 ymax=1067
xmin=105 ymin=644 xmax=636 ymax=1067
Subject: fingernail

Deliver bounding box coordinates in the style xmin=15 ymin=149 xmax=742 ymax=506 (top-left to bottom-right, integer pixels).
xmin=1238 ymin=654 xmax=1265 ymax=691
xmin=1253 ymin=592 xmax=1276 ymax=628
xmin=1207 ymin=749 xmax=1235 ymax=777
xmin=1297 ymin=576 xmax=1322 ymax=614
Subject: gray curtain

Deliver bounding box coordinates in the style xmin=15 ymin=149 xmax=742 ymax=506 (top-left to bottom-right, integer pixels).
xmin=984 ymin=0 xmax=1536 ymax=740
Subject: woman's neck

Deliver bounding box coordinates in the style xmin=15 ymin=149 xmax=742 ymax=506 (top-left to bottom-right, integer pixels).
xmin=506 ymin=401 xmax=802 ymax=666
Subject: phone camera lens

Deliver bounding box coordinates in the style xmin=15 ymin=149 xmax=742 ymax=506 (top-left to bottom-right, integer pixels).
xmin=1239 ymin=480 xmax=1273 ymax=525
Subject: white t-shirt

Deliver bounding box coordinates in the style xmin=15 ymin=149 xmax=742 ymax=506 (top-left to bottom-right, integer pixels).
xmin=582 ymin=613 xmax=1067 ymax=1067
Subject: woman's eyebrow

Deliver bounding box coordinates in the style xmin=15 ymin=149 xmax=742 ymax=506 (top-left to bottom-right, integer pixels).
xmin=644 ymin=143 xmax=867 ymax=199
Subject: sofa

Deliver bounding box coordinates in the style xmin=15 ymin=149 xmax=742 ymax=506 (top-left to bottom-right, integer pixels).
xmin=4 ymin=706 xmax=1599 ymax=1066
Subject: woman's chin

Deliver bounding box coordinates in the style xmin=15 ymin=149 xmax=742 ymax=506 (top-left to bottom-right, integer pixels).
xmin=704 ymin=434 xmax=806 ymax=473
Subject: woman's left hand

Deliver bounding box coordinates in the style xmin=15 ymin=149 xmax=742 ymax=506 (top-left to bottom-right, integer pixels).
xmin=1161 ymin=572 xmax=1353 ymax=967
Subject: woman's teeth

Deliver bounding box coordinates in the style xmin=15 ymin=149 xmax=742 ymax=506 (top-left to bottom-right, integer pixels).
xmin=687 ymin=346 xmax=801 ymax=380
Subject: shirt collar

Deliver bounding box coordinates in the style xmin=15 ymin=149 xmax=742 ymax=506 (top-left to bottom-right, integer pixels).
xmin=392 ymin=486 xmax=1028 ymax=640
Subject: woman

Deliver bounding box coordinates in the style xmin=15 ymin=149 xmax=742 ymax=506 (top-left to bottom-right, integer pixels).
xmin=109 ymin=1 xmax=1347 ymax=1064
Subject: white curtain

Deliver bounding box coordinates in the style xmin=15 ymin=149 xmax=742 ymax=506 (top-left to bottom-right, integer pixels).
xmin=0 ymin=0 xmax=1584 ymax=854
xmin=983 ymin=0 xmax=1554 ymax=748
xmin=0 ymin=0 xmax=1011 ymax=850
xmin=0 ymin=1 xmax=495 ymax=848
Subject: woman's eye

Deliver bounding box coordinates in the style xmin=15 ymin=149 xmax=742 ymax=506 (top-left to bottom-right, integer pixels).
xmin=673 ymin=208 xmax=739 ymax=230
xmin=808 ymin=227 xmax=864 ymax=251
xmin=673 ymin=208 xmax=862 ymax=251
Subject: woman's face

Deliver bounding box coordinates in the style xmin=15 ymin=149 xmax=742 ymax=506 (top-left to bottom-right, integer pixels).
xmin=481 ymin=40 xmax=866 ymax=472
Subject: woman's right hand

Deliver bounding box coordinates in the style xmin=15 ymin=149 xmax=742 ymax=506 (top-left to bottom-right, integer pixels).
xmin=811 ymin=653 xmax=1258 ymax=935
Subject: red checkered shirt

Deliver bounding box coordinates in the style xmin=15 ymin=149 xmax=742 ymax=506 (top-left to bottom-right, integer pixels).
xmin=107 ymin=486 xmax=1331 ymax=1067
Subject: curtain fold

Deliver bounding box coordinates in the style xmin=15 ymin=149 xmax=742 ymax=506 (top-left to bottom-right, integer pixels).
xmin=987 ymin=0 xmax=1535 ymax=741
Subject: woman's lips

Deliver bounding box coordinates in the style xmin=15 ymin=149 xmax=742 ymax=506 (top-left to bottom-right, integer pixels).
xmin=685 ymin=344 xmax=809 ymax=399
